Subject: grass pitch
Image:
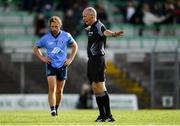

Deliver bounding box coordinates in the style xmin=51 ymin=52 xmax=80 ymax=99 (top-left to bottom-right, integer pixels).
xmin=0 ymin=109 xmax=180 ymax=125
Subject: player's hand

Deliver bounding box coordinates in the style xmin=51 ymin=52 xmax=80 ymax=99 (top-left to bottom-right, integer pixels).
xmin=41 ymin=56 xmax=51 ymax=64
xmin=113 ymin=31 xmax=124 ymax=37
xmin=64 ymin=58 xmax=73 ymax=66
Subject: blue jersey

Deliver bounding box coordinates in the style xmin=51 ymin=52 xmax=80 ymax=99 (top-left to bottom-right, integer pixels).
xmin=35 ymin=31 xmax=75 ymax=68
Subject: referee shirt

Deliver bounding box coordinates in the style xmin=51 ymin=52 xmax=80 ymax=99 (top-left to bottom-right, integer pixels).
xmin=87 ymin=20 xmax=107 ymax=57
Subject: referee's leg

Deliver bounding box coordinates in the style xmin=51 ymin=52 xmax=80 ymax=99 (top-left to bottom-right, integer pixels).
xmin=92 ymin=82 xmax=115 ymax=122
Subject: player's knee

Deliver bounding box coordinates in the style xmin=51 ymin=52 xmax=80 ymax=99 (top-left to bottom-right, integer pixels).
xmin=93 ymin=87 xmax=103 ymax=94
xmin=49 ymin=88 xmax=56 ymax=93
xmin=56 ymin=90 xmax=63 ymax=95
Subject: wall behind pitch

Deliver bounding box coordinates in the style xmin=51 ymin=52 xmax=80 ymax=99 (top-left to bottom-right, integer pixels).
xmin=0 ymin=94 xmax=138 ymax=110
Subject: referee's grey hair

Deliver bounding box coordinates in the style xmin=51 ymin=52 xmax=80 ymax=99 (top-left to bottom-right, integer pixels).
xmin=85 ymin=7 xmax=97 ymax=18
xmin=48 ymin=16 xmax=62 ymax=26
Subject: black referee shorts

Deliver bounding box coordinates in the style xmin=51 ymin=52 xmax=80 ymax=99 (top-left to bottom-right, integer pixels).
xmin=87 ymin=56 xmax=106 ymax=84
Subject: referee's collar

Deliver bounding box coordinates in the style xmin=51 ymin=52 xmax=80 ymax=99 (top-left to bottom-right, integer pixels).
xmin=91 ymin=20 xmax=98 ymax=27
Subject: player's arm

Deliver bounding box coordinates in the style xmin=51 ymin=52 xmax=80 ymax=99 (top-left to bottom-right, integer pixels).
xmin=64 ymin=41 xmax=78 ymax=66
xmin=32 ymin=46 xmax=51 ymax=64
xmin=104 ymin=30 xmax=124 ymax=37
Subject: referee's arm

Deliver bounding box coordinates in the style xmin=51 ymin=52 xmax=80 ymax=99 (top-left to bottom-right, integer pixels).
xmin=103 ymin=30 xmax=124 ymax=37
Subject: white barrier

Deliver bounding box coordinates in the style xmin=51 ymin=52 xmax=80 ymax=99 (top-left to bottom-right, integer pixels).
xmin=0 ymin=94 xmax=138 ymax=110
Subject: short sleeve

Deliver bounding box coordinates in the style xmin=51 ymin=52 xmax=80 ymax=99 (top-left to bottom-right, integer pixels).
xmin=34 ymin=36 xmax=46 ymax=48
xmin=67 ymin=33 xmax=75 ymax=46
xmin=101 ymin=25 xmax=106 ymax=34
xmin=96 ymin=22 xmax=107 ymax=36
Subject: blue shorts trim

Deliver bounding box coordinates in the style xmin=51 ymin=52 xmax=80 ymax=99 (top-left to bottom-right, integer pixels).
xmin=46 ymin=64 xmax=67 ymax=80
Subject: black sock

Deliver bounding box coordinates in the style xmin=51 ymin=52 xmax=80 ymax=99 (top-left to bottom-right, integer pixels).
xmin=101 ymin=91 xmax=111 ymax=117
xmin=50 ymin=106 xmax=55 ymax=112
xmin=55 ymin=105 xmax=59 ymax=115
xmin=96 ymin=96 xmax=105 ymax=117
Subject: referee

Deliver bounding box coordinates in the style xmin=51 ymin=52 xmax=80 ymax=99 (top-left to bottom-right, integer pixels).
xmin=82 ymin=7 xmax=123 ymax=122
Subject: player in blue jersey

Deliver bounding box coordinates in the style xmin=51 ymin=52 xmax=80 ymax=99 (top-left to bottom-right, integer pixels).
xmin=33 ymin=16 xmax=78 ymax=117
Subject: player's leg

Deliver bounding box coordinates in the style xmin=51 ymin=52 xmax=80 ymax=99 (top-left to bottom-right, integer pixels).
xmin=47 ymin=76 xmax=57 ymax=116
xmin=55 ymin=65 xmax=67 ymax=115
xmin=55 ymin=79 xmax=65 ymax=115
xmin=46 ymin=64 xmax=57 ymax=116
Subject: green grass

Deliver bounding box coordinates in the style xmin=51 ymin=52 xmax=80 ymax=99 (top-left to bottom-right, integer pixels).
xmin=0 ymin=110 xmax=180 ymax=125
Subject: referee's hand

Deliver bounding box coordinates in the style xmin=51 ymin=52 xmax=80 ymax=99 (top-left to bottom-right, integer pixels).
xmin=113 ymin=31 xmax=124 ymax=37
